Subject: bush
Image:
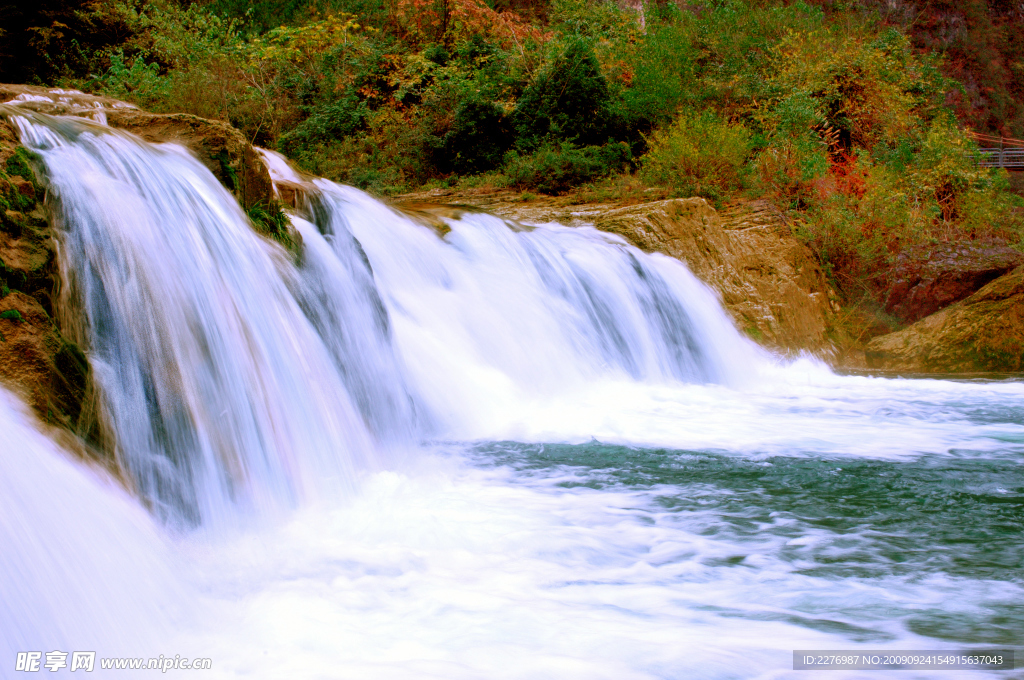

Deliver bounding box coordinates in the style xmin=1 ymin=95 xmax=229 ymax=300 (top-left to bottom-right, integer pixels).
xmin=278 ymin=92 xmax=369 ymax=157
xmin=0 ymin=0 xmax=135 ymax=83
xmin=203 ymin=0 xmax=309 ymax=35
xmin=297 ymin=105 xmax=431 ymax=195
xmin=795 ymin=196 xmax=873 ymax=293
xmin=639 ymin=111 xmax=752 ymax=204
xmin=762 ymin=27 xmax=948 ymax=152
xmin=754 ymin=138 xmax=830 ymax=209
xmin=99 ymin=51 xmax=169 ymax=106
xmin=431 ymin=98 xmax=510 ymax=174
xmin=246 ymin=200 xmax=293 ymax=250
xmin=502 ymin=142 xmax=631 ymax=194
xmin=512 ymin=38 xmax=615 ymax=150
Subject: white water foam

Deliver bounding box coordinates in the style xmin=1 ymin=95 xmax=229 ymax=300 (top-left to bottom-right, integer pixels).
xmin=0 ymin=389 xmax=187 ymax=667
xmin=175 ymin=455 xmax=1017 ymax=680
xmin=4 ymin=392 xmax=1011 ymax=679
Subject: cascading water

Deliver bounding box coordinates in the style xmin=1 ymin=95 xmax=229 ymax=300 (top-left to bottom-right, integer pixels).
xmin=0 ymin=388 xmax=186 ymax=665
xmin=304 ymin=182 xmax=759 ymax=439
xmin=10 ymin=110 xmax=757 ymax=522
xmin=3 ymin=107 xmax=1023 ymax=678
xmin=12 ymin=113 xmax=384 ymax=525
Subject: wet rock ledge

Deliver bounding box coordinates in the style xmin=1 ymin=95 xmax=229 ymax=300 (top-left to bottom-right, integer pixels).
xmin=0 ymin=84 xmax=274 ymax=427
xmin=0 ymin=105 xmax=87 ymax=426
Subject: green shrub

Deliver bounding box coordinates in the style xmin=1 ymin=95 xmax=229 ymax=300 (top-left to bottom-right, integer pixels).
xmin=0 ymin=309 xmax=24 ymax=323
xmin=298 ymin=106 xmax=431 ymax=195
xmin=204 ymin=0 xmax=309 ymax=35
xmin=549 ymin=0 xmax=636 ymax=40
xmin=502 ymin=142 xmax=631 ymax=194
xmin=431 ymin=99 xmax=510 ymax=174
xmin=423 ymin=44 xmax=450 ymax=66
xmin=246 ymin=201 xmax=294 ymax=250
xmin=639 ymin=111 xmax=752 ymax=204
xmin=512 ymin=38 xmax=615 ymax=150
xmin=100 ymin=51 xmax=170 ymax=107
xmin=910 ymin=119 xmax=985 ymax=222
xmin=617 ymin=21 xmax=702 ymax=133
xmin=278 ymin=92 xmax=369 ymax=157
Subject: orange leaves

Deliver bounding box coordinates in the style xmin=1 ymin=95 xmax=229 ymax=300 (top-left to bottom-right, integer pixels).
xmin=357 ymin=85 xmax=381 ymax=99
xmin=393 ymin=0 xmax=550 ymax=49
xmin=829 ymin=151 xmax=868 ymax=200
xmin=602 ymin=58 xmax=634 ymax=87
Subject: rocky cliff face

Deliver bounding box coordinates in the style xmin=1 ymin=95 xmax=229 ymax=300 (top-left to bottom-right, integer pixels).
xmin=865 ymin=266 xmax=1024 ymax=373
xmin=0 ymin=106 xmax=89 ymax=427
xmin=876 ymin=240 xmax=1024 ymax=324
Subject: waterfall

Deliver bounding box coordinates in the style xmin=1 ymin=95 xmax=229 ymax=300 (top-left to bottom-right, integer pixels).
xmin=12 ymin=114 xmax=381 ymax=526
xmin=9 ymin=110 xmax=758 ymax=525
xmin=4 ymin=106 xmax=1023 ymax=679
xmin=306 ymin=183 xmax=757 ymax=435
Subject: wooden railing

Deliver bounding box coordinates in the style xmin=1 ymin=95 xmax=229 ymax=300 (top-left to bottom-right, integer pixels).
xmin=969 ymin=132 xmax=1024 ymax=169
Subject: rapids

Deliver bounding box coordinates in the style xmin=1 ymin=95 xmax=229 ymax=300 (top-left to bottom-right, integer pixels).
xmin=1 ymin=110 xmax=1021 ymax=678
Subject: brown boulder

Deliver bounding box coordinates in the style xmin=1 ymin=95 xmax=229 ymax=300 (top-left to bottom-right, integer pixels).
xmin=880 ymin=240 xmax=1024 ymax=323
xmin=865 ymin=265 xmax=1024 ymax=372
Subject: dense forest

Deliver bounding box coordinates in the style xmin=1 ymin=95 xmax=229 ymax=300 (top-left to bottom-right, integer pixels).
xmin=1 ymin=0 xmax=1023 ymax=319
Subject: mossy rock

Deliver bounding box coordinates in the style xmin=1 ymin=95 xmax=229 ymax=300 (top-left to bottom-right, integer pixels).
xmin=866 ymin=266 xmax=1024 ymax=372
xmin=0 ymin=115 xmax=88 ymax=428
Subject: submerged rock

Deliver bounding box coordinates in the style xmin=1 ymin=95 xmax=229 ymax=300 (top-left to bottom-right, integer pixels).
xmin=865 ymin=266 xmax=1024 ymax=372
